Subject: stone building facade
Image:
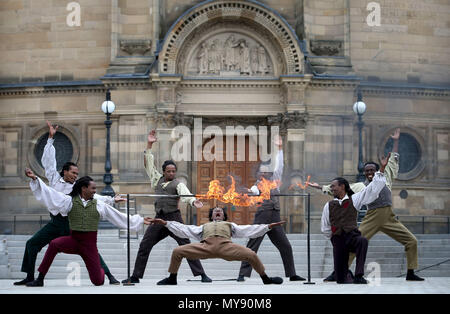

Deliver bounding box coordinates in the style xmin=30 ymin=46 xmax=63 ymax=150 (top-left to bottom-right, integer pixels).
xmin=0 ymin=0 xmax=449 ymax=233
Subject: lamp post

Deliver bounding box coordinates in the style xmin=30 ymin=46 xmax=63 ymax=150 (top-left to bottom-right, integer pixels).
xmin=101 ymin=90 xmax=115 ymax=196
xmin=353 ymin=90 xmax=366 ymax=183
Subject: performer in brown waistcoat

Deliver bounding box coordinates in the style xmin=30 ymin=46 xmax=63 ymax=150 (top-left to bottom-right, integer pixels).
xmin=122 ymin=130 xmax=212 ymax=284
xmin=321 ymin=155 xmax=388 ymax=284
xmin=151 ymin=207 xmax=285 ymax=285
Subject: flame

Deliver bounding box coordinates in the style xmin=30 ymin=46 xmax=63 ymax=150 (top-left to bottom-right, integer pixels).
xmin=288 ymin=175 xmax=311 ymax=190
xmin=196 ymin=175 xmax=279 ymax=207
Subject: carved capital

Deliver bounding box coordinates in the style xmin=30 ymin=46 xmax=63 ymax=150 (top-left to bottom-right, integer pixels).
xmin=268 ymin=111 xmax=308 ymax=132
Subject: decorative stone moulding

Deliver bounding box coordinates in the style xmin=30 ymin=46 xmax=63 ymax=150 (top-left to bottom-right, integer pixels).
xmin=119 ymin=39 xmax=152 ymax=56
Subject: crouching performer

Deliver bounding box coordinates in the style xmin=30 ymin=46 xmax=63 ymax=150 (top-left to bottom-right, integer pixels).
xmin=151 ymin=207 xmax=285 ymax=285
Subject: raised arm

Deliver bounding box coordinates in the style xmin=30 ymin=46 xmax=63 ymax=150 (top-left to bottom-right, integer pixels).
xmin=384 ymin=128 xmax=400 ymax=191
xmin=272 ymin=136 xmax=283 ymax=183
xmin=26 ymin=168 xmax=73 ymax=215
xmin=41 ymin=121 xmax=61 ymax=187
xmin=143 ymin=130 xmax=163 ymax=189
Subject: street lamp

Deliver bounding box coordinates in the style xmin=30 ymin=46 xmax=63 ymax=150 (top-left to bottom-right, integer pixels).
xmin=101 ymin=90 xmax=115 ymax=196
xmin=353 ymin=90 xmax=366 ymax=182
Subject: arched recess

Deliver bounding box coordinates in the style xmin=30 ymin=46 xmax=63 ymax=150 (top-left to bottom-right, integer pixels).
xmin=158 ymin=0 xmax=304 ymax=76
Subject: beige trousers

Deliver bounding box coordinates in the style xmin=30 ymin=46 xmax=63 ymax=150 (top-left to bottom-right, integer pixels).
xmin=168 ymin=236 xmax=265 ymax=275
xmin=349 ymin=206 xmax=418 ymax=269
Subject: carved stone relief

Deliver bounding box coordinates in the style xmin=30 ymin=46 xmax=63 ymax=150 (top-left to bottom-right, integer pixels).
xmin=187 ymin=33 xmax=274 ymax=77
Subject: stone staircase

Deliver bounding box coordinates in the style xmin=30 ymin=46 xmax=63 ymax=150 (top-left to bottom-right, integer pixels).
xmin=1 ymin=231 xmax=449 ymax=280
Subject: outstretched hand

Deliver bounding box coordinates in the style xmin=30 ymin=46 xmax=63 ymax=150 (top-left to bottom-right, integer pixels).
xmin=193 ymin=200 xmax=203 ymax=209
xmin=143 ymin=217 xmax=154 ymax=225
xmin=25 ymin=168 xmax=37 ymax=180
xmin=268 ymin=221 xmax=286 ymax=229
xmin=147 ymin=218 xmax=167 ymax=225
xmin=308 ymin=182 xmax=322 ymax=190
xmin=114 ymin=194 xmax=126 ymax=203
xmin=47 ymin=121 xmax=58 ymax=139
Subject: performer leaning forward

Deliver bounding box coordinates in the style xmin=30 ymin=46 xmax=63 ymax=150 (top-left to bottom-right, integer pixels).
xmin=14 ymin=121 xmax=121 ymax=286
xmin=24 ymin=169 xmax=151 ymax=287
xmin=151 ymin=207 xmax=284 ymax=285
xmin=122 ymin=130 xmax=212 ymax=284
xmin=320 ymin=155 xmax=388 ymax=284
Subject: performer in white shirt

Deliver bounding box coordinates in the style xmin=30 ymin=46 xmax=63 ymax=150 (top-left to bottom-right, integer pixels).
xmin=23 ymin=168 xmax=151 ymax=287
xmin=151 ymin=207 xmax=285 ymax=285
xmin=14 ymin=121 xmax=122 ymax=286
xmin=320 ymin=155 xmax=388 ymax=284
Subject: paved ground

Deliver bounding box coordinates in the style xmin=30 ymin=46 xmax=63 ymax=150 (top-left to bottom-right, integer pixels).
xmin=1 ymin=277 xmax=449 ymax=294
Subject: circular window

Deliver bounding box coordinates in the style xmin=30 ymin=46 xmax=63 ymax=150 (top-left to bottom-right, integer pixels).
xmin=381 ymin=131 xmax=424 ymax=180
xmin=383 ymin=133 xmax=421 ymax=173
xmin=34 ymin=132 xmax=74 ymax=171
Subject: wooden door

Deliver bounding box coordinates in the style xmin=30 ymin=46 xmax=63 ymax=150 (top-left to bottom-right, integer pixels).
xmin=197 ymin=136 xmax=260 ymax=225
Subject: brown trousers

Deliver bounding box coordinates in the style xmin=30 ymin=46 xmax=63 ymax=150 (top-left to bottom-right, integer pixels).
xmin=349 ymin=206 xmax=418 ymax=269
xmin=168 ymin=236 xmax=265 ymax=275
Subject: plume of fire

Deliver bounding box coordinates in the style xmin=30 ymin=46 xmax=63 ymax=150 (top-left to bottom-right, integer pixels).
xmin=196 ymin=175 xmax=279 ymax=207
xmin=288 ymin=175 xmax=311 ymax=190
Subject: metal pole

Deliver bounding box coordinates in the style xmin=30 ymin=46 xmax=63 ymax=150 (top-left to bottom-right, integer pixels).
xmin=422 ymin=216 xmax=425 ymax=234
xmin=101 ymin=90 xmax=114 ymax=197
xmin=123 ymin=194 xmax=134 ymax=286
xmin=304 ymin=193 xmax=315 ymax=284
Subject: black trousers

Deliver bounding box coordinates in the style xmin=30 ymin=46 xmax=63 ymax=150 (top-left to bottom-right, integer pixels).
xmin=132 ymin=210 xmax=205 ymax=278
xmin=238 ymin=209 xmax=296 ymax=278
xmin=331 ymin=229 xmax=368 ymax=283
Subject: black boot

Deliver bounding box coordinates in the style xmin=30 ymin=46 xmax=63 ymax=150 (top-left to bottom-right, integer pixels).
xmin=13 ymin=274 xmax=34 ymax=286
xmin=406 ymin=270 xmax=425 ymax=281
xmin=201 ymin=273 xmax=212 ymax=283
xmin=106 ymin=272 xmax=120 ymax=285
xmin=157 ymin=273 xmax=177 ymax=285
xmin=122 ymin=276 xmax=139 ymax=284
xmin=290 ymin=275 xmax=306 ymax=281
xmin=261 ymin=274 xmax=283 ymax=285
xmin=26 ymin=273 xmax=44 ymax=287
xmin=323 ymin=271 xmax=336 ymax=282
xmin=237 ymin=275 xmax=245 ymax=282
xmin=353 ymin=274 xmax=368 ymax=284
